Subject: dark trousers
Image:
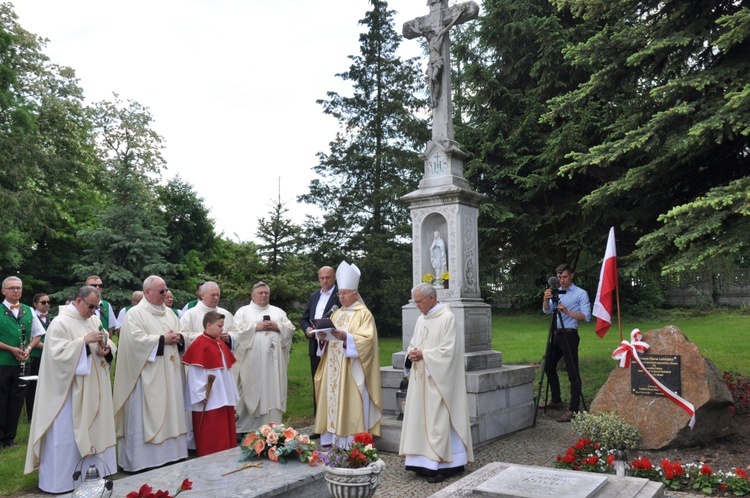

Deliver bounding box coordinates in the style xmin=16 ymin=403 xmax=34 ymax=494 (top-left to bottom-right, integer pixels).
xmin=25 ymin=356 xmax=41 ymax=422
xmin=544 ymin=329 xmax=582 ymax=412
xmin=309 ymin=351 xmax=320 ymax=416
xmin=0 ymin=365 xmax=27 ymax=444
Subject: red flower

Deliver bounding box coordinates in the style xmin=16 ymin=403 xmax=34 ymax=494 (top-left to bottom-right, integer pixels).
xmin=136 ymin=484 xmax=153 ymax=497
xmin=574 ymin=440 xmax=585 ymax=450
xmin=664 ymin=467 xmax=674 ymax=479
xmin=353 ymin=433 xmax=373 ymax=446
xmin=673 ymin=461 xmax=684 ymax=476
xmin=347 ymin=448 xmax=368 ymax=467
xmin=660 ymin=458 xmax=671 ymax=469
xmin=587 ymin=456 xmax=599 ymax=466
xmin=606 ymin=454 xmax=615 ymax=466
xmin=700 ymin=465 xmax=713 ymax=476
xmin=154 ymin=491 xmax=170 ymax=498
xmin=179 ymin=479 xmax=192 ymax=492
xmin=640 ymin=458 xmax=653 ymax=471
xmin=736 ymin=467 xmax=749 ymax=480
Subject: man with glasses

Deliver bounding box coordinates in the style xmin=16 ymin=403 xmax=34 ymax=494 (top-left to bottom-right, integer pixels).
xmin=313 ymin=262 xmax=382 ymax=446
xmin=0 ymin=276 xmax=45 ymax=448
xmin=541 ymin=263 xmax=591 ymax=422
xmin=25 ymin=286 xmax=115 ymax=493
xmin=85 ymin=276 xmax=119 ymax=336
xmin=113 ymin=275 xmax=188 ymax=471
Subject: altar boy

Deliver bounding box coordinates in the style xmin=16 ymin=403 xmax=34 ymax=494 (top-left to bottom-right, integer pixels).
xmin=182 ymin=311 xmax=239 ymax=456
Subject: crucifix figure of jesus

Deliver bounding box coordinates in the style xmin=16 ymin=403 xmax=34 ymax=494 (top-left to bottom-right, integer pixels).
xmin=404 ymin=0 xmax=479 ymax=142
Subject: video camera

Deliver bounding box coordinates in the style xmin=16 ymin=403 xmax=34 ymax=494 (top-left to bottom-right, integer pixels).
xmin=547 ymin=276 xmax=567 ymax=302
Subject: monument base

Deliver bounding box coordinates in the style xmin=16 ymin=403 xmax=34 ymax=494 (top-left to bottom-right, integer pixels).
xmin=429 ymin=462 xmax=664 ymax=498
xmin=378 ymin=364 xmax=535 ymax=451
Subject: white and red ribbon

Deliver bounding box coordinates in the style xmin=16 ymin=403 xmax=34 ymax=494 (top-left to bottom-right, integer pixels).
xmin=612 ymin=329 xmax=696 ymax=429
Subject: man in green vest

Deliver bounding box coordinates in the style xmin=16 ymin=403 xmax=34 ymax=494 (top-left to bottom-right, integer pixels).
xmin=0 ymin=276 xmax=45 ymax=447
xmin=86 ymin=275 xmax=119 ymax=336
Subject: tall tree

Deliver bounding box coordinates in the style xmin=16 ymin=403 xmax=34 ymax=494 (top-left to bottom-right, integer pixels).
xmin=73 ymin=95 xmax=175 ymax=304
xmin=299 ymin=0 xmax=429 ymax=334
xmin=454 ymin=0 xmax=601 ymax=303
xmin=546 ymin=0 xmax=750 ymax=275
xmin=0 ymin=3 xmax=101 ymax=290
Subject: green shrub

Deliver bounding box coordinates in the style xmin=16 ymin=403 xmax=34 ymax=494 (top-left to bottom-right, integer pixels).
xmin=571 ymin=411 xmax=640 ymax=451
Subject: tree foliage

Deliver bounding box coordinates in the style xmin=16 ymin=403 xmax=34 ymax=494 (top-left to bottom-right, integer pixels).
xmin=299 ymin=0 xmax=429 ymax=334
xmin=73 ymin=96 xmax=176 ymax=303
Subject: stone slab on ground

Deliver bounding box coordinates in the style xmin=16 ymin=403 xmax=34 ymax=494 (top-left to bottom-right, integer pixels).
xmin=474 ymin=465 xmax=607 ymax=498
xmin=429 ymin=462 xmax=664 ymax=498
xmin=30 ymin=447 xmax=326 ymax=498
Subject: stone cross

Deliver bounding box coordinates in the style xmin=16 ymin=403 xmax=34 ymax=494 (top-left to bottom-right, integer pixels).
xmin=403 ymin=0 xmax=479 ymax=143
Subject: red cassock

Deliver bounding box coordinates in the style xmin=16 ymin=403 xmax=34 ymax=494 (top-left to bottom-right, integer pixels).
xmin=182 ymin=333 xmax=238 ymax=457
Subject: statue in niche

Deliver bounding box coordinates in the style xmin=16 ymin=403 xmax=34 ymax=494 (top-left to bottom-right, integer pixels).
xmin=430 ymin=231 xmax=447 ymax=281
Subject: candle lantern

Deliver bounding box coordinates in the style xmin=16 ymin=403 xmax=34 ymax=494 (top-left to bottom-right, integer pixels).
xmin=72 ymin=453 xmax=113 ymax=498
xmin=613 ymin=448 xmax=629 ymax=477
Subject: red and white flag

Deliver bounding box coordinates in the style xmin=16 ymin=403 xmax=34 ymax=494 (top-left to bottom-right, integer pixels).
xmin=593 ymin=227 xmax=618 ymax=338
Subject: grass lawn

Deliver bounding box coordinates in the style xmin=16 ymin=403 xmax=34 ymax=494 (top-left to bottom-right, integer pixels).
xmin=1 ymin=309 xmax=746 ymax=495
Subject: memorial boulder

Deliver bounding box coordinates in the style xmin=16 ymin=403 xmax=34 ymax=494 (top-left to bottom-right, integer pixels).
xmin=590 ymin=325 xmax=735 ymax=449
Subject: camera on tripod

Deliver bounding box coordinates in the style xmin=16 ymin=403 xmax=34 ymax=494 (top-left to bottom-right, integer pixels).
xmin=547 ymin=276 xmax=567 ymax=303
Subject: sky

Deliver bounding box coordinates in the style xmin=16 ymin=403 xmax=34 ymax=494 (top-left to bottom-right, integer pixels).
xmin=12 ymin=0 xmax=456 ymax=242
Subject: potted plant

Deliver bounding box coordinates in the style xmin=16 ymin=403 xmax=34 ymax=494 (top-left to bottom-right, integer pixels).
xmin=316 ymin=433 xmax=385 ymax=498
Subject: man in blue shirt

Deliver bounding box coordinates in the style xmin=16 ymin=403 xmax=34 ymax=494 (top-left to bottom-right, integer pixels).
xmin=541 ymin=263 xmax=591 ymax=422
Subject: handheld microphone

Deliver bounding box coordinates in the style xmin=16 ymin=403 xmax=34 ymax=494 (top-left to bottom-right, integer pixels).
xmin=324 ymin=305 xmax=339 ymax=318
xmin=548 ymin=276 xmax=560 ymax=288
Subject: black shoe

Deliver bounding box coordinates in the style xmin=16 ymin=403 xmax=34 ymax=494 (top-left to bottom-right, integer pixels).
xmin=426 ymin=473 xmax=446 ymax=484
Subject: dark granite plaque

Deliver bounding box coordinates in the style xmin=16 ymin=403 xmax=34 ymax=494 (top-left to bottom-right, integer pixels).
xmin=631 ymin=354 xmax=681 ymax=396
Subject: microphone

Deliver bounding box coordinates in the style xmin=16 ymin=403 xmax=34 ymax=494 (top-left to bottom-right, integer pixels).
xmin=548 ymin=276 xmax=560 ymax=289
xmin=324 ymin=305 xmax=339 ymax=319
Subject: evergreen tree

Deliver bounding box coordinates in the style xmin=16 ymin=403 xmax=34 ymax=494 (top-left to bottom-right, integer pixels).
xmin=299 ymin=0 xmax=429 ymax=334
xmin=73 ymin=96 xmax=176 ymax=304
xmin=455 ymin=0 xmax=601 ymax=303
xmin=547 ymin=0 xmax=750 ymax=275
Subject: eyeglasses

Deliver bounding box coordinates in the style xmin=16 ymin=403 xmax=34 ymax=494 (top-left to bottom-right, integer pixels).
xmin=90 ymin=284 xmax=104 ymax=288
xmin=38 ymin=301 xmax=50 ymax=305
xmin=84 ymin=302 xmax=99 ymax=310
xmin=4 ymin=287 xmax=22 ymax=291
xmin=149 ymin=288 xmax=169 ymax=295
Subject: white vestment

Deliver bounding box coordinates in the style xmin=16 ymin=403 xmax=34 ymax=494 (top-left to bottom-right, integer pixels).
xmin=113 ymin=299 xmax=187 ymax=472
xmin=24 ymin=305 xmax=117 ymax=493
xmin=399 ymin=303 xmax=473 ymax=471
xmin=233 ymin=302 xmax=294 ymax=432
xmin=179 ymin=300 xmax=236 ymax=348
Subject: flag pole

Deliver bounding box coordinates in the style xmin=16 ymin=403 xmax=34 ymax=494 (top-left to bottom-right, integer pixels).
xmin=615 ymin=280 xmax=623 ymax=342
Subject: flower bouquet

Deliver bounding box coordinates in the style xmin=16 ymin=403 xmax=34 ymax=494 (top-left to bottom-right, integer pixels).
xmin=317 ymin=434 xmax=385 ymax=498
xmin=317 ymin=433 xmax=379 ymax=469
xmin=239 ymin=423 xmax=316 ymax=465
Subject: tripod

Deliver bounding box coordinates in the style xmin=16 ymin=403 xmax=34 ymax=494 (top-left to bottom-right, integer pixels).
xmin=533 ymin=296 xmax=586 ymax=427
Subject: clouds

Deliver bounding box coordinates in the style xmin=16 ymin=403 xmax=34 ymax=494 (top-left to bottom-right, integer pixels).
xmin=14 ymin=0 xmax=430 ymax=241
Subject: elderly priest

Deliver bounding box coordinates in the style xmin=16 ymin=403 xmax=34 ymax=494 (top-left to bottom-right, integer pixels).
xmin=24 ymin=286 xmax=116 ymax=494
xmin=400 ymin=283 xmax=473 ymax=483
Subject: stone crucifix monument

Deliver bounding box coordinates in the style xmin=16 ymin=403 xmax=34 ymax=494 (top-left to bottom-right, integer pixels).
xmin=378 ymin=0 xmax=535 ymax=451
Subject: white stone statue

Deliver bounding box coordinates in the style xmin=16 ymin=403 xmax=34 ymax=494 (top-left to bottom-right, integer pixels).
xmin=430 ymin=231 xmax=447 ymax=280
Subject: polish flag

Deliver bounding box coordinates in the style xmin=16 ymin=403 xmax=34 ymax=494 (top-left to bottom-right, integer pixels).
xmin=593 ymin=227 xmax=618 ymax=338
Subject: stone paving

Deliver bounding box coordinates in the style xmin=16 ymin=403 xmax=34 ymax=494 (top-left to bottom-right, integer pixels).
xmin=374 ymin=410 xmax=577 ymax=497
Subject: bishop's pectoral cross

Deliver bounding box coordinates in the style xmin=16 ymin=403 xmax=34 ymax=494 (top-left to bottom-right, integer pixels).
xmin=403 ymin=0 xmax=479 ymax=143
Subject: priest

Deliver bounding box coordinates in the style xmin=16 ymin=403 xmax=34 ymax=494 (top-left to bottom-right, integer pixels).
xmin=24 ymin=286 xmax=116 ymax=494
xmin=314 ymin=261 xmax=382 ymax=447
xmin=180 ymin=281 xmax=236 ymax=348
xmin=233 ymin=282 xmax=294 ymax=433
xmin=399 ymin=283 xmax=473 ymax=483
xmin=113 ymin=275 xmax=188 ymax=472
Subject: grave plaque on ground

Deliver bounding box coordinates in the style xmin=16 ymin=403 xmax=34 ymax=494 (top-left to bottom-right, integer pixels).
xmin=473 ymin=465 xmax=608 ymax=498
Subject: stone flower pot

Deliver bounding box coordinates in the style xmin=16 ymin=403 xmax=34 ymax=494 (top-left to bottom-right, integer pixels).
xmin=324 ymin=459 xmax=386 ymax=498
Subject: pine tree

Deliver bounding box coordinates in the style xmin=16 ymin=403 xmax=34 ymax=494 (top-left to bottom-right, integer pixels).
xmin=299 ymin=0 xmax=429 ymax=333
